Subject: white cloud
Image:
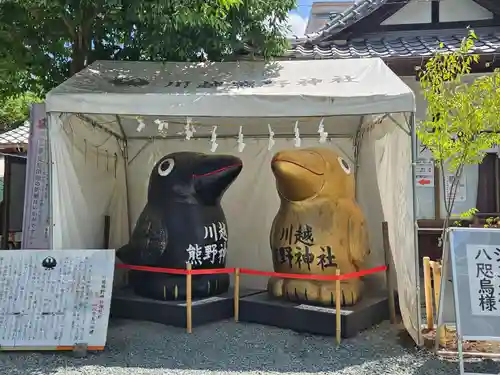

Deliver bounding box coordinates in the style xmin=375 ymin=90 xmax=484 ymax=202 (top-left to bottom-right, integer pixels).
xmin=287 ymin=13 xmax=308 ymax=37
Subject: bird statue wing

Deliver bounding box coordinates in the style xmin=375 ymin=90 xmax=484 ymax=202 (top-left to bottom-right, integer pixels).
xmin=338 ymin=199 xmax=370 ymax=271
xmin=116 ymin=206 xmax=168 ymax=265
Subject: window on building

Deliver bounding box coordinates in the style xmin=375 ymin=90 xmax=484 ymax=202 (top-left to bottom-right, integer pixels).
xmin=476 ymin=153 xmax=500 ymax=214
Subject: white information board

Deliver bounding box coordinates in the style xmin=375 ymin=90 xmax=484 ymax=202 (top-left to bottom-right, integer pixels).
xmin=439 ymin=228 xmax=500 ymax=375
xmin=0 ymin=249 xmax=115 ymax=350
xmin=466 ymin=245 xmax=500 ymax=317
xmin=415 ymin=159 xmax=435 ymax=187
xmin=444 ymin=172 xmax=467 ymax=203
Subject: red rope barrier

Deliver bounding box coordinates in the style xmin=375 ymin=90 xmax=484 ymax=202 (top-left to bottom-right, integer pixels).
xmin=115 ymin=263 xmax=235 ymax=275
xmin=190 ymin=268 xmax=236 ymax=275
xmin=115 ymin=263 xmax=387 ymax=280
xmin=116 ymin=264 xmax=188 ymax=274
xmin=239 ymin=265 xmax=387 ymax=280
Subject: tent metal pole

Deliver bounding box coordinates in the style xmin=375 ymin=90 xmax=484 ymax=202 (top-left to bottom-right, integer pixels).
xmin=116 ymin=116 xmax=132 ymax=237
xmin=353 ymin=116 xmax=365 ymax=199
xmin=410 ymin=111 xmax=423 ymax=346
xmin=127 ymin=133 xmax=353 ymax=140
xmin=128 ymin=139 xmax=153 ymax=166
xmin=388 ymin=114 xmax=411 ymax=135
xmin=76 ymin=113 xmax=124 ymax=141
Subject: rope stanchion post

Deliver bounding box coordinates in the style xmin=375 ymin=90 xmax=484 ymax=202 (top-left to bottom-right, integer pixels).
xmin=382 ymin=221 xmax=397 ymax=324
xmin=423 ymin=256 xmax=434 ymax=330
xmin=234 ymin=268 xmax=240 ymax=322
xmin=430 ymin=260 xmax=444 ymax=343
xmin=186 ymin=263 xmax=192 ymax=334
xmin=335 ymin=268 xmax=341 ymax=346
xmin=430 ymin=261 xmax=441 ymax=317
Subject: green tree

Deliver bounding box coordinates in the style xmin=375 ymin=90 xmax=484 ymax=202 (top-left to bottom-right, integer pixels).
xmin=0 ymin=0 xmax=295 ymax=97
xmin=0 ymin=92 xmax=42 ymax=129
xmin=417 ymin=29 xmax=500 ymax=234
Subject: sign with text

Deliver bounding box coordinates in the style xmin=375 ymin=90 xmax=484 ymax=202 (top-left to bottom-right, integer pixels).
xmin=185 ymin=221 xmax=228 ymax=266
xmin=439 ymin=228 xmax=500 ymax=375
xmin=415 ymin=159 xmax=434 ymax=187
xmin=444 ymin=172 xmax=467 ymax=203
xmin=113 ymin=75 xmax=358 ymax=90
xmin=447 ymin=228 xmax=500 ymax=375
xmin=22 ymin=103 xmax=51 ymax=249
xmin=274 ymin=224 xmax=337 ymax=272
xmin=448 ymin=228 xmax=500 ymax=339
xmin=0 ymin=249 xmax=115 ymax=350
xmin=466 ymin=245 xmax=500 ymax=317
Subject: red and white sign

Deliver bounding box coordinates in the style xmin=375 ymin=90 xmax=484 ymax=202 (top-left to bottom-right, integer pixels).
xmin=416 ymin=159 xmax=435 ymax=188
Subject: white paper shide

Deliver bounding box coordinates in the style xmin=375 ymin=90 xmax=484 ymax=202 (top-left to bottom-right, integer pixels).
xmin=0 ymin=249 xmax=115 ymax=348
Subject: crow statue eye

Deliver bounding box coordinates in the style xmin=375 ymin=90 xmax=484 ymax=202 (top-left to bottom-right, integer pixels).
xmin=158 ymin=158 xmax=175 ymax=177
xmin=338 ymin=157 xmax=351 ymax=175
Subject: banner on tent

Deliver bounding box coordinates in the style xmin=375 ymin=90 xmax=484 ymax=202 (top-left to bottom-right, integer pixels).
xmin=22 ymin=103 xmax=51 ymax=249
xmin=160 ymin=75 xmax=358 ymax=90
xmin=438 ymin=228 xmax=500 ymax=375
xmin=0 ymin=249 xmax=115 ymax=351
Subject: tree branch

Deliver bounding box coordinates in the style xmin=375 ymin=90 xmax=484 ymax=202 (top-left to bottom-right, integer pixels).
xmin=62 ymin=15 xmax=76 ymax=40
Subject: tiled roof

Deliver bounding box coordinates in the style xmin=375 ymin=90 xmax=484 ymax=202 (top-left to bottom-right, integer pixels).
xmin=0 ymin=122 xmax=29 ymax=146
xmin=302 ymin=0 xmax=394 ymax=43
xmin=287 ymin=28 xmax=500 ymax=59
xmin=282 ymin=0 xmax=500 ymax=60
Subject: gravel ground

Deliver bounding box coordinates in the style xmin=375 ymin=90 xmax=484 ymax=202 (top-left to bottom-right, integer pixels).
xmin=1 ymin=319 xmax=500 ymax=375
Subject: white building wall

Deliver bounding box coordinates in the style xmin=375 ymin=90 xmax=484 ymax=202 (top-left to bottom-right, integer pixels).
xmin=382 ymin=0 xmax=492 ymax=25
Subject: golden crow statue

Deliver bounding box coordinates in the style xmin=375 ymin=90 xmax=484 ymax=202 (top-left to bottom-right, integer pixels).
xmin=268 ymin=147 xmax=370 ymax=306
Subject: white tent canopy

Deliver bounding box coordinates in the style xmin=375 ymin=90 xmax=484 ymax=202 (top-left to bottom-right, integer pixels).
xmin=46 ymin=59 xmax=415 ymax=137
xmin=43 ymin=58 xmax=420 ymax=344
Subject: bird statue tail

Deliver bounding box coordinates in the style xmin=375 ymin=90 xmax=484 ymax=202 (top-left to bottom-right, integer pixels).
xmin=116 ymin=243 xmax=135 ymax=265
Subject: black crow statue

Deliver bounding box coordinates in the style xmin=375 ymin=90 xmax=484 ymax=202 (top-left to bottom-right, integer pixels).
xmin=117 ymin=152 xmax=243 ymax=300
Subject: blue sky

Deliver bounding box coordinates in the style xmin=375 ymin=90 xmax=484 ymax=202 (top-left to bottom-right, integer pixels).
xmin=293 ymin=0 xmax=316 ymax=19
xmin=287 ymin=0 xmax=351 ymax=36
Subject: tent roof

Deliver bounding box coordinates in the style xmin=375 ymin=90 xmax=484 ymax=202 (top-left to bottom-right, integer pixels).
xmin=45 ymin=58 xmax=415 ymax=119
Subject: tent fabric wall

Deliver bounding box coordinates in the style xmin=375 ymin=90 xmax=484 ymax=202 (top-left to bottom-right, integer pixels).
xmin=357 ymin=114 xmax=419 ymax=344
xmin=48 ymin=114 xmax=128 ymax=251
